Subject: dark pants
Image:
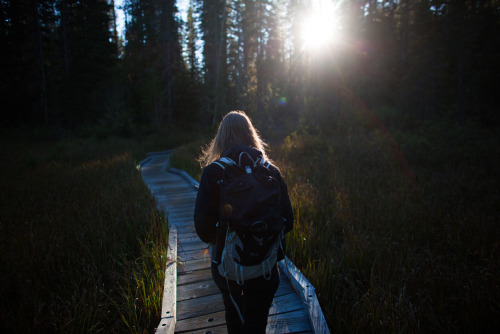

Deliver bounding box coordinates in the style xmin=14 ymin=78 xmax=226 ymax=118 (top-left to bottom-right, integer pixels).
xmin=211 ymin=261 xmax=280 ymax=334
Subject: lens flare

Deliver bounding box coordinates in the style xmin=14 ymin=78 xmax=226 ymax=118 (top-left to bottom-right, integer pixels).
xmin=300 ymin=1 xmax=339 ymax=51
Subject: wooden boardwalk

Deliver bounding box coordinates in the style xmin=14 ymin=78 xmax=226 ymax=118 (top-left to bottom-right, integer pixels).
xmin=140 ymin=152 xmax=329 ymax=334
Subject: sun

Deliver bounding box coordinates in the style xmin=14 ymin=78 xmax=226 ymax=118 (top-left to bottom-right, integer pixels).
xmin=300 ymin=3 xmax=339 ymax=51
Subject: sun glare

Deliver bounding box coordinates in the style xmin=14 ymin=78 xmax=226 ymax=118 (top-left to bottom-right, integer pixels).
xmin=301 ymin=2 xmax=339 ymax=51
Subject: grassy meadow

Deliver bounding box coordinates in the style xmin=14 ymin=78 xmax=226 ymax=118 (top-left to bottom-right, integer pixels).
xmin=170 ymin=117 xmax=499 ymax=333
xmin=1 ymin=116 xmax=497 ymax=333
xmin=0 ymin=129 xmax=190 ymax=333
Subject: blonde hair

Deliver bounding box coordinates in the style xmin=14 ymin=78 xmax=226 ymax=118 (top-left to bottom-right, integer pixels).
xmin=199 ymin=111 xmax=269 ymax=168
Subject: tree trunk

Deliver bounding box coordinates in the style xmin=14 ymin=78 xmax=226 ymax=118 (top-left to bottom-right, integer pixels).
xmin=61 ymin=0 xmax=70 ymax=75
xmin=110 ymin=0 xmax=118 ymax=55
xmin=164 ymin=5 xmax=173 ymax=126
xmin=33 ymin=0 xmax=48 ymax=125
xmin=213 ymin=0 xmax=226 ymax=126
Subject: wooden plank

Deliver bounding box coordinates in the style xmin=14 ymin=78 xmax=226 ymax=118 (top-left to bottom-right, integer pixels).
xmin=175 ymin=224 xmax=196 ymax=235
xmin=164 ymin=196 xmax=196 ymax=204
xmin=178 ymin=248 xmax=210 ymax=262
xmin=176 ymin=293 xmax=225 ymax=321
xmin=177 ymin=268 xmax=211 ymax=286
xmin=167 ymin=213 xmax=196 ymax=221
xmin=275 ymin=274 xmax=295 ymax=297
xmin=270 ymin=291 xmax=307 ymax=315
xmin=167 ymin=206 xmax=196 ymax=213
xmin=178 ymin=257 xmax=211 ymax=273
xmin=167 ymin=211 xmax=195 ymax=217
xmin=177 ymin=239 xmax=207 ymax=252
xmin=165 ymin=196 xmax=197 ymax=203
xmin=165 ymin=207 xmax=195 ymax=215
xmin=165 ymin=202 xmax=196 ymax=210
xmin=172 ymin=219 xmax=194 ymax=226
xmin=175 ymin=311 xmax=226 ymax=333
xmin=176 ymin=232 xmax=201 ymax=243
xmin=163 ymin=192 xmax=197 ymax=200
xmin=177 ymin=323 xmax=228 ymax=334
xmin=167 ymin=218 xmax=195 ymax=227
xmin=176 ymin=279 xmax=219 ymax=302
xmin=159 ymin=184 xmax=193 ymax=192
xmin=267 ymin=308 xmax=313 ymax=333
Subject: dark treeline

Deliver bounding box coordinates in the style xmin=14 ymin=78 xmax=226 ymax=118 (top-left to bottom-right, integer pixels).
xmin=1 ymin=0 xmax=499 ymax=135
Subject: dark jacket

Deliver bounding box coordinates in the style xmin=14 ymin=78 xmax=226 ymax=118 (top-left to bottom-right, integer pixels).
xmin=194 ymin=145 xmax=294 ymax=259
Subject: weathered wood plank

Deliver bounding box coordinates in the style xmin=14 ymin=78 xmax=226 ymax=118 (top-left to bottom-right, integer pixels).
xmin=166 ymin=220 xmax=195 ymax=228
xmin=168 ymin=219 xmax=195 ymax=227
xmin=176 ymin=307 xmax=313 ymax=334
xmin=174 ymin=224 xmax=196 ymax=235
xmin=177 ymin=239 xmax=207 ymax=253
xmin=178 ymin=257 xmax=212 ymax=273
xmin=176 ymin=232 xmax=202 ymax=243
xmin=175 ymin=311 xmax=226 ymax=333
xmin=274 ymin=276 xmax=295 ymax=297
xmin=178 ymin=248 xmax=210 ymax=262
xmin=176 ymin=293 xmax=225 ymax=321
xmin=267 ymin=308 xmax=313 ymax=333
xmin=167 ymin=213 xmax=196 ymax=221
xmin=163 ymin=193 xmax=198 ymax=201
xmin=165 ymin=209 xmax=195 ymax=217
xmin=176 ymin=279 xmax=219 ymax=302
xmin=177 ymin=268 xmax=211 ymax=286
xmin=269 ymin=291 xmax=307 ymax=315
xmin=177 ymin=323 xmax=228 ymax=334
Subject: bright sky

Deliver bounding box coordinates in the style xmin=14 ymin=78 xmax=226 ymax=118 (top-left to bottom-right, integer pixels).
xmin=300 ymin=0 xmax=340 ymax=52
xmin=114 ymin=0 xmax=189 ymax=40
xmin=114 ymin=0 xmax=125 ymax=39
xmin=113 ymin=0 xmax=341 ymax=55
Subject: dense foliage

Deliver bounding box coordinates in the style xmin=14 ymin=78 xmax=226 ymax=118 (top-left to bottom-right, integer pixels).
xmin=2 ymin=1 xmax=499 ymax=132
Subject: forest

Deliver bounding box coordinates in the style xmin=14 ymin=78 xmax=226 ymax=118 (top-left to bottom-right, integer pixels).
xmin=1 ymin=0 xmax=499 ymax=333
xmin=2 ymin=0 xmax=499 ymax=132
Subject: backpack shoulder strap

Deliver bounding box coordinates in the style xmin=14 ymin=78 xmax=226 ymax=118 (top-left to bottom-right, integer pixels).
xmin=211 ymin=157 xmax=236 ymax=170
xmin=256 ymin=156 xmax=271 ymax=169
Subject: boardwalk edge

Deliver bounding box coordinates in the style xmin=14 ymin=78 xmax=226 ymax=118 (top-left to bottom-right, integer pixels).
xmin=168 ymin=167 xmax=200 ymax=190
xmin=279 ymin=257 xmax=330 ymax=334
xmin=156 ymin=223 xmax=178 ymax=334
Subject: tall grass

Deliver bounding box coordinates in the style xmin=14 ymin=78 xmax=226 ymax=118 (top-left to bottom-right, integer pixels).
xmin=169 ymin=140 xmax=206 ymax=182
xmin=169 ymin=119 xmax=499 ymax=333
xmin=273 ymin=121 xmax=499 ymax=333
xmin=0 ymin=132 xmax=182 ymax=333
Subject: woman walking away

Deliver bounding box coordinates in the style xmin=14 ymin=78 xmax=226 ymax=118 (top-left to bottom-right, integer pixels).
xmin=194 ymin=110 xmax=294 ymax=334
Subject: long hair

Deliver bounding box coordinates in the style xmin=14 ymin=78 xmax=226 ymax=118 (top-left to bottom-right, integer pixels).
xmin=199 ymin=111 xmax=269 ymax=168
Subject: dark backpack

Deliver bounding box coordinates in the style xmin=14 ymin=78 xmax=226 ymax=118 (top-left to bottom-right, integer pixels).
xmin=212 ymin=152 xmax=285 ymax=284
